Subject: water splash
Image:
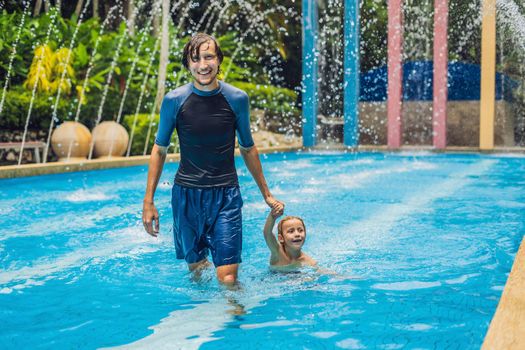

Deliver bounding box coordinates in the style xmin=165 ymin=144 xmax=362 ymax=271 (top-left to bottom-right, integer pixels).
xmin=18 ymin=9 xmax=59 ymax=166
xmin=87 ymin=9 xmax=135 ymax=160
xmin=211 ymin=1 xmax=232 ymax=35
xmin=126 ymin=38 xmax=160 ymax=157
xmin=497 ymin=0 xmax=525 ymax=52
xmin=194 ymin=0 xmax=220 ymax=33
xmin=108 ymin=4 xmax=161 ymax=158
xmin=64 ymin=189 xmax=116 ymax=203
xmin=224 ymin=6 xmax=291 ymax=80
xmin=143 ymin=100 xmax=159 ymax=156
xmin=43 ymin=0 xmax=92 ymax=163
xmin=67 ymin=5 xmax=120 ymax=161
xmin=317 ymin=0 xmax=344 ymax=124
xmin=202 ymin=0 xmax=228 ymax=34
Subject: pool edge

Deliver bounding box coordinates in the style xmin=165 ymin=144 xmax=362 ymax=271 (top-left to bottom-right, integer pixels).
xmin=0 ymin=146 xmax=302 ymax=179
xmin=482 ymin=235 xmax=525 ymax=349
xmin=3 ymin=145 xmax=525 ymax=179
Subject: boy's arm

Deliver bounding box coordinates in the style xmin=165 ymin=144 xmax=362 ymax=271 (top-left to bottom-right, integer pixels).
xmin=263 ymin=212 xmax=281 ymax=258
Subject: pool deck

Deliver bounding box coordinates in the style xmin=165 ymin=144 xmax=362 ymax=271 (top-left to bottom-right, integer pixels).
xmin=1 ymin=144 xmax=524 ymax=347
xmin=482 ymin=235 xmax=525 ymax=350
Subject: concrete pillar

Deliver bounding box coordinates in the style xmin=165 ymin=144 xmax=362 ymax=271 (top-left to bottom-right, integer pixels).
xmin=433 ymin=0 xmax=448 ymax=149
xmin=302 ymin=0 xmax=318 ymax=147
xmin=387 ymin=0 xmax=404 ymax=148
xmin=343 ymin=0 xmax=360 ymax=147
xmin=480 ymin=0 xmax=496 ymax=150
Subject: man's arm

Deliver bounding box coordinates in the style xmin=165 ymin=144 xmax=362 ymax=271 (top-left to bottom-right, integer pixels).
xmin=142 ymin=91 xmax=177 ymax=237
xmin=239 ymin=145 xmax=284 ymax=215
xmin=142 ymin=144 xmax=167 ymax=237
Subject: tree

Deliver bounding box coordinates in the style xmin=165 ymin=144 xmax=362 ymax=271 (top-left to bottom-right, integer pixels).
xmin=153 ymin=3 xmax=160 ymax=36
xmin=93 ymin=0 xmax=99 ymax=19
xmin=127 ymin=0 xmax=136 ymax=37
xmin=155 ymin=0 xmax=170 ymax=113
xmin=74 ymin=0 xmax=84 ymax=18
xmin=34 ymin=0 xmax=43 ymax=17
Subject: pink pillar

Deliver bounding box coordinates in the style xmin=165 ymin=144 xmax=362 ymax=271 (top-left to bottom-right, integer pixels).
xmin=387 ymin=0 xmax=403 ymax=149
xmin=433 ymin=0 xmax=448 ymax=149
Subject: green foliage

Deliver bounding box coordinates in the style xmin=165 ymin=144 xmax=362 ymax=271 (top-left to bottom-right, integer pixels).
xmin=230 ymin=81 xmax=299 ymax=118
xmin=1 ymin=86 xmax=71 ymax=130
xmin=0 ymin=7 xmax=296 ymax=136
xmin=122 ymin=113 xmax=179 ymax=156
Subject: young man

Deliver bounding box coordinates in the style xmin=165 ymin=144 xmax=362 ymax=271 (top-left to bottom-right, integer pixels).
xmin=142 ymin=33 xmax=284 ymax=285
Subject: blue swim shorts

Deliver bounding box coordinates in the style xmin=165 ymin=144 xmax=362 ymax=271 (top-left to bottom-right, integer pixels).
xmin=171 ymin=184 xmax=243 ymax=267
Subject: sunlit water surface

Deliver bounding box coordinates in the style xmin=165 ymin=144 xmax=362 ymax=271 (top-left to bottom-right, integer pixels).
xmin=1 ymin=152 xmax=524 ymax=349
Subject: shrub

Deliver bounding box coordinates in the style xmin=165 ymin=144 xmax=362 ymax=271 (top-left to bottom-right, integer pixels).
xmin=0 ymin=86 xmax=71 ymax=130
xmin=230 ymin=81 xmax=298 ymax=118
xmin=230 ymin=81 xmax=301 ymax=133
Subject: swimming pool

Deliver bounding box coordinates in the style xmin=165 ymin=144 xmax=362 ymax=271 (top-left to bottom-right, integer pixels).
xmin=1 ymin=151 xmax=524 ymax=349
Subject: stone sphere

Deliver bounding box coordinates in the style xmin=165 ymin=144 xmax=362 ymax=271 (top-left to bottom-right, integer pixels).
xmin=51 ymin=121 xmax=92 ymax=161
xmin=92 ymin=121 xmax=129 ymax=158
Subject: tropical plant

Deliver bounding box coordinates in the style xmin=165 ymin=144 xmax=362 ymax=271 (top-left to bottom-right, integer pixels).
xmin=23 ymin=45 xmax=76 ymax=95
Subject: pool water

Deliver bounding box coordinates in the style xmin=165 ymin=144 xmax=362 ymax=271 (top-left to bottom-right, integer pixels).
xmin=1 ymin=152 xmax=524 ymax=349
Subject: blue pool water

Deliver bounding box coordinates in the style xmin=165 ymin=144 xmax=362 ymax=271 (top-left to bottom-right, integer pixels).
xmin=1 ymin=151 xmax=524 ymax=349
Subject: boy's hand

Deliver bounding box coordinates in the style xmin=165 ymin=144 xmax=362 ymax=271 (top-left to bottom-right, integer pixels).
xmin=271 ymin=208 xmax=283 ymax=219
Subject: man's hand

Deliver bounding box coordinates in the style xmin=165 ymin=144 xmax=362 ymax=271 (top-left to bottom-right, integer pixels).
xmin=142 ymin=201 xmax=160 ymax=237
xmin=265 ymin=196 xmax=285 ymax=217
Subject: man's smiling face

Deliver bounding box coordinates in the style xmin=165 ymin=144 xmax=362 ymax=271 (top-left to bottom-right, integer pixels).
xmin=188 ymin=40 xmax=220 ymax=90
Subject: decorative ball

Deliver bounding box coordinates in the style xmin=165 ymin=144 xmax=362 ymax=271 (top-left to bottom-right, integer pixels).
xmin=51 ymin=121 xmax=92 ymax=161
xmin=92 ymin=121 xmax=129 ymax=158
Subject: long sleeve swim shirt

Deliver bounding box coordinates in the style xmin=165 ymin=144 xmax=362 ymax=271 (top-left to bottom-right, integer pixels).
xmin=155 ymin=81 xmax=255 ymax=188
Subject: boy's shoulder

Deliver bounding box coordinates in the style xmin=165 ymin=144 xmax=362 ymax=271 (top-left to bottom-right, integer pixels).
xmin=300 ymin=253 xmax=317 ymax=267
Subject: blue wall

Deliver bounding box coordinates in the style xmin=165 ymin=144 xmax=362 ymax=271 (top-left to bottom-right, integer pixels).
xmin=360 ymin=61 xmax=517 ymax=102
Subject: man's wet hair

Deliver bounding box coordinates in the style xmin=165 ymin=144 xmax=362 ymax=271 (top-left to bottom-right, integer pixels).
xmin=182 ymin=33 xmax=224 ymax=70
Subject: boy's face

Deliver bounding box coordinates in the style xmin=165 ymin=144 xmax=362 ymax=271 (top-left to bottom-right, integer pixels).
xmin=188 ymin=40 xmax=219 ymax=89
xmin=279 ymin=219 xmax=306 ymax=250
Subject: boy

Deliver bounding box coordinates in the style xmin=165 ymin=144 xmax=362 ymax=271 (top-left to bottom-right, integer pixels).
xmin=263 ymin=211 xmax=317 ymax=269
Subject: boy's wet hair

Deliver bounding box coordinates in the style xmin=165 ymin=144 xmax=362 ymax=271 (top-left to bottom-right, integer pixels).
xmin=277 ymin=216 xmax=306 ymax=238
xmin=182 ymin=33 xmax=224 ymax=70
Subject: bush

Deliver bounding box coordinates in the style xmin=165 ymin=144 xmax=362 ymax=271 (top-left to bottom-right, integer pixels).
xmin=230 ymin=81 xmax=301 ymax=133
xmin=230 ymin=81 xmax=298 ymax=118
xmin=123 ymin=113 xmax=178 ymax=156
xmin=1 ymin=86 xmax=71 ymax=130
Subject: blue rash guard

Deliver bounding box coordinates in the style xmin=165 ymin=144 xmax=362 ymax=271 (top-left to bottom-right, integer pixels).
xmin=155 ymin=81 xmax=255 ymax=188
